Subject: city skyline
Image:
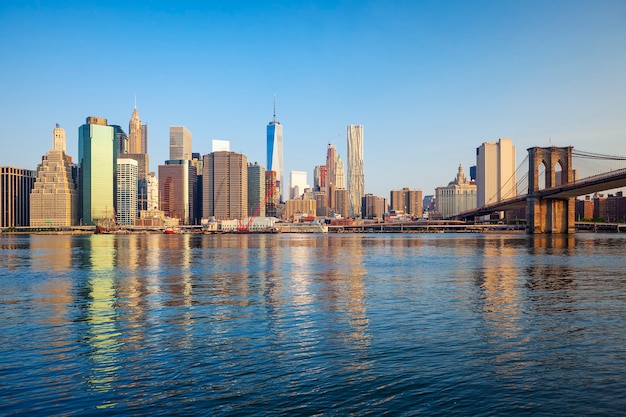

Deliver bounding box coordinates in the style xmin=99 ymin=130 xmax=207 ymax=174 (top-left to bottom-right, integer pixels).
xmin=1 ymin=1 xmax=625 ymax=197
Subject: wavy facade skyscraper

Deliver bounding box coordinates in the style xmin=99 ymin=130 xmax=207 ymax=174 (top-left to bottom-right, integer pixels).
xmin=266 ymin=101 xmax=283 ymax=202
xmin=347 ymin=124 xmax=364 ymax=217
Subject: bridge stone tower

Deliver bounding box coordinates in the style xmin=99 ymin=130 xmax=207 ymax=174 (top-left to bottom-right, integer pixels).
xmin=527 ymin=146 xmax=575 ymax=234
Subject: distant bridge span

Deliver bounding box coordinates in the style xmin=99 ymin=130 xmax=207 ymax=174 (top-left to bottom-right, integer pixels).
xmin=456 ymin=147 xmax=626 ymax=233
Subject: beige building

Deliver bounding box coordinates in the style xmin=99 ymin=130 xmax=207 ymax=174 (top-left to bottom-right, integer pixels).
xmin=390 ymin=188 xmax=423 ymax=218
xmin=30 ymin=125 xmax=78 ymax=227
xmin=476 ymin=138 xmax=516 ymax=207
xmin=284 ymin=199 xmax=317 ymax=221
xmin=435 ymin=163 xmax=477 ymax=219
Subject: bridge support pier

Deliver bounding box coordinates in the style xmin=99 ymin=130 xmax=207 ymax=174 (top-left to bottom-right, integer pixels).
xmin=527 ymin=196 xmax=575 ymax=234
xmin=526 ymin=146 xmax=576 ymax=234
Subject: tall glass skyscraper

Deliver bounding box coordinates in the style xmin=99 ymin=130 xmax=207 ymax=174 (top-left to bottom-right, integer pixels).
xmin=347 ymin=124 xmax=365 ymax=217
xmin=78 ymin=116 xmax=115 ymax=226
xmin=266 ymin=102 xmax=283 ymax=202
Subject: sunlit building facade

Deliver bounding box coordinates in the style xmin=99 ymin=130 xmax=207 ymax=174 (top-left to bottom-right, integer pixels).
xmin=158 ymin=159 xmax=197 ymax=225
xmin=476 ymin=138 xmax=516 ymax=207
xmin=30 ymin=124 xmax=78 ymax=227
xmin=78 ymin=116 xmax=115 ymax=226
xmin=116 ymin=158 xmax=138 ymax=225
xmin=435 ymin=163 xmax=477 ymax=218
xmin=169 ymin=126 xmax=192 ymax=161
xmin=202 ymin=151 xmax=248 ymax=221
xmin=267 ymin=109 xmax=283 ymax=202
xmin=347 ymin=124 xmax=364 ymax=217
xmin=390 ymin=188 xmax=423 ymax=218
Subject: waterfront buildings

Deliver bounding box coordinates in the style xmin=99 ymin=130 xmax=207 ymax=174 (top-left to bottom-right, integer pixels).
xmin=476 ymin=138 xmax=516 ymax=207
xmin=158 ymin=159 xmax=197 ymax=224
xmin=116 ymin=158 xmax=138 ymax=225
xmin=30 ymin=125 xmax=78 ymax=227
xmin=248 ymin=162 xmax=266 ymax=218
xmin=390 ymin=188 xmax=423 ymax=218
xmin=266 ymin=105 xmax=283 ymax=202
xmin=169 ymin=126 xmax=192 ymax=161
xmin=202 ymin=151 xmax=248 ymax=221
xmin=347 ymin=124 xmax=365 ymax=217
xmin=78 ymin=116 xmax=115 ymax=226
xmin=435 ymin=163 xmax=477 ymax=219
xmin=1 ymin=166 xmax=36 ymax=228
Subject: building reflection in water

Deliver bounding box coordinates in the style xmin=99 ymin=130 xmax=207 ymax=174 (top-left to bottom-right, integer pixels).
xmin=473 ymin=236 xmax=526 ymax=376
xmin=81 ymin=235 xmax=121 ymax=406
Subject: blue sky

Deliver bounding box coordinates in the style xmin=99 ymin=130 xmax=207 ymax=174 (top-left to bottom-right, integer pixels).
xmin=1 ymin=0 xmax=625 ymax=197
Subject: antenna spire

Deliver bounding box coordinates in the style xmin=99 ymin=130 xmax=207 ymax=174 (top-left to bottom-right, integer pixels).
xmin=134 ymin=95 xmax=137 ymax=109
xmin=273 ymin=95 xmax=276 ymax=122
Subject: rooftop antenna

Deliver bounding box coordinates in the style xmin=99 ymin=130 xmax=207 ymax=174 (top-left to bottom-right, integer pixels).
xmin=134 ymin=94 xmax=137 ymax=109
xmin=273 ymin=94 xmax=276 ymax=123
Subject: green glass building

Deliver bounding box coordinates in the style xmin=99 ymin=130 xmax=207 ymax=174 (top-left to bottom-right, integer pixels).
xmin=78 ymin=116 xmax=115 ymax=226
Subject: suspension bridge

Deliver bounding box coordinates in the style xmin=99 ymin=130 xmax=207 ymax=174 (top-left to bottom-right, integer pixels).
xmin=456 ymin=146 xmax=626 ymax=233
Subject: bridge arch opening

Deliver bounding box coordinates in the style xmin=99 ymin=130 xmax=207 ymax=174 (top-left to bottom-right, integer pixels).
xmin=554 ymin=160 xmax=564 ymax=186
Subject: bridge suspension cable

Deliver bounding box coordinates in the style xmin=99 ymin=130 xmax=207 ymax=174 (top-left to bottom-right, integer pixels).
xmin=572 ymin=150 xmax=626 ymax=161
xmin=485 ymin=154 xmax=529 ymax=204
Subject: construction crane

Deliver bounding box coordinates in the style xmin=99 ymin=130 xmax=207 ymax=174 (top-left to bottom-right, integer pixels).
xmin=238 ymin=182 xmax=277 ymax=232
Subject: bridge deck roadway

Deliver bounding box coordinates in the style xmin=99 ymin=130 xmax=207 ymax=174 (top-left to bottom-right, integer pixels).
xmin=457 ymin=168 xmax=626 ymax=219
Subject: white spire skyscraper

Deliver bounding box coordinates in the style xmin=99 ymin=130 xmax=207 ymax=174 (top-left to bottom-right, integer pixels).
xmin=347 ymin=124 xmax=365 ymax=217
xmin=266 ymin=97 xmax=284 ymax=202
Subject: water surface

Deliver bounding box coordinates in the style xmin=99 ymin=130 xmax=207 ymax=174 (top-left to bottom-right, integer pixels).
xmin=1 ymin=233 xmax=625 ymax=415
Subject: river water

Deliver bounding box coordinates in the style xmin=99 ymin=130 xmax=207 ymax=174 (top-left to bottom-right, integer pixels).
xmin=1 ymin=233 xmax=625 ymax=416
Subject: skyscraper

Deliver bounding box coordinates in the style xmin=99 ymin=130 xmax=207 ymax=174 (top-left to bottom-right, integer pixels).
xmin=326 ymin=144 xmax=338 ymax=192
xmin=202 ymin=151 xmax=248 ymax=221
xmin=125 ymin=106 xmax=150 ymax=215
xmin=347 ymin=124 xmax=365 ymax=217
xmin=128 ymin=105 xmax=143 ymax=154
xmin=266 ymin=101 xmax=283 ymax=202
xmin=116 ymin=158 xmax=138 ymax=225
xmin=30 ymin=124 xmax=78 ymax=227
xmin=335 ymin=155 xmax=345 ymax=189
xmin=78 ymin=116 xmax=115 ymax=226
xmin=476 ymin=138 xmax=516 ymax=207
xmin=170 ymin=126 xmax=192 ymax=160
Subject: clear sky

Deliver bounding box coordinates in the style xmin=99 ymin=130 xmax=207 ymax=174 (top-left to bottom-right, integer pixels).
xmin=1 ymin=0 xmax=625 ymax=197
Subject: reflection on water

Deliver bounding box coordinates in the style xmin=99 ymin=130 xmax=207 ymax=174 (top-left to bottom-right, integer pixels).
xmin=1 ymin=233 xmax=626 ymax=415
